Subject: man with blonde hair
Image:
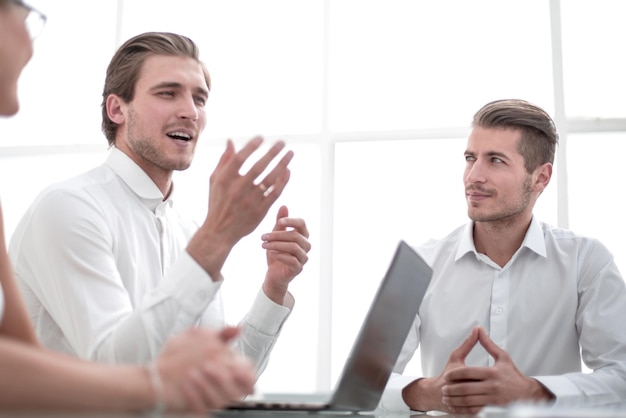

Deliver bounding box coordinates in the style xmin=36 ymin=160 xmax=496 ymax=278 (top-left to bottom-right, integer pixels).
xmin=10 ymin=32 xmax=311 ymax=374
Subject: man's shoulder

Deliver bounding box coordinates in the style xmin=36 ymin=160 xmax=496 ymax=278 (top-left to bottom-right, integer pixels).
xmin=539 ymin=221 xmax=613 ymax=259
xmin=413 ymin=223 xmax=467 ymax=262
xmin=19 ymin=164 xmax=118 ymax=224
xmin=418 ymin=224 xmax=466 ymax=248
xmin=36 ymin=164 xmax=115 ymax=199
xmin=539 ymin=221 xmax=591 ymax=242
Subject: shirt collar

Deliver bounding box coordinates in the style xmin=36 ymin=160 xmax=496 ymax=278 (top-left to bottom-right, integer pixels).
xmin=455 ymin=215 xmax=547 ymax=261
xmin=520 ymin=216 xmax=547 ymax=257
xmin=105 ymin=147 xmax=175 ymax=211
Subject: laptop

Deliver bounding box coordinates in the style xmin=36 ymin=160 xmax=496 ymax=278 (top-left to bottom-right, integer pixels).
xmin=224 ymin=240 xmax=432 ymax=413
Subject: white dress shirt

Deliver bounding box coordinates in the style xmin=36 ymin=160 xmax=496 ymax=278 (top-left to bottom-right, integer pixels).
xmin=380 ymin=217 xmax=626 ymax=412
xmin=9 ymin=147 xmax=291 ymax=371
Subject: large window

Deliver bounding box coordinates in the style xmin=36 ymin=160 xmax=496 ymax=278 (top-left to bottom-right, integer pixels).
xmin=3 ymin=0 xmax=625 ymax=394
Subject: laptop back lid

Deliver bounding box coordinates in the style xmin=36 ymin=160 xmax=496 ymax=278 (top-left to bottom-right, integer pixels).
xmin=328 ymin=240 xmax=432 ymax=411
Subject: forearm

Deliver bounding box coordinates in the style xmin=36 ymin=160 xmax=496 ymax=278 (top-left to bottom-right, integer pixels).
xmin=0 ymin=232 xmax=38 ymax=345
xmin=233 ymin=289 xmax=291 ymax=374
xmin=186 ymin=223 xmax=236 ymax=280
xmin=402 ymin=377 xmax=445 ymax=412
xmin=92 ymin=277 xmax=218 ymax=363
xmin=56 ymin=253 xmax=219 ymax=363
xmin=0 ymin=337 xmax=153 ymax=412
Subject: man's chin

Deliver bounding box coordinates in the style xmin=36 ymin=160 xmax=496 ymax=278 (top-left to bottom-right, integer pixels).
xmin=170 ymin=157 xmax=194 ymax=172
xmin=468 ymin=211 xmax=495 ymax=223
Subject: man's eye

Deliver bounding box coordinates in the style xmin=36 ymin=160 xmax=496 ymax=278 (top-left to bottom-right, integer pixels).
xmin=465 ymin=155 xmax=475 ymax=162
xmin=194 ymin=96 xmax=207 ymax=106
xmin=158 ymin=91 xmax=174 ymax=97
xmin=492 ymin=157 xmax=504 ymax=163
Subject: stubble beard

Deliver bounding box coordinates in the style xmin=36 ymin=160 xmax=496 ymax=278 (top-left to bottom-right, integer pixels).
xmin=468 ymin=175 xmax=534 ymax=225
xmin=126 ymin=109 xmax=193 ymax=172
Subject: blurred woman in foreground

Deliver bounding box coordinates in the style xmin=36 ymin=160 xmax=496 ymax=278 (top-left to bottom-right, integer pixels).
xmin=0 ymin=0 xmax=255 ymax=413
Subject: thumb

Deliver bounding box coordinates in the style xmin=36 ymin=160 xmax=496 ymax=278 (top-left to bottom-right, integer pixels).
xmin=219 ymin=326 xmax=241 ymax=343
xmin=273 ymin=205 xmax=289 ymax=231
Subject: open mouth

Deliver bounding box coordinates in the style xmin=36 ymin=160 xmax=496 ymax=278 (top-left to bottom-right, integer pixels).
xmin=167 ymin=131 xmax=192 ymax=141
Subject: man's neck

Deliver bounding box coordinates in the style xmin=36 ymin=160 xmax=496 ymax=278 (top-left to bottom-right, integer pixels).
xmin=114 ymin=145 xmax=174 ymax=198
xmin=473 ymin=215 xmax=532 ymax=268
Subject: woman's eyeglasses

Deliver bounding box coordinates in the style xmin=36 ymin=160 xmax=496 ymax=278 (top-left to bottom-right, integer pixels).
xmin=12 ymin=0 xmax=47 ymax=40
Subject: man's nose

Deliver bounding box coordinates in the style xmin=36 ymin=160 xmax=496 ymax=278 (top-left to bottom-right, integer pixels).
xmin=465 ymin=160 xmax=486 ymax=184
xmin=179 ymin=96 xmax=199 ymax=121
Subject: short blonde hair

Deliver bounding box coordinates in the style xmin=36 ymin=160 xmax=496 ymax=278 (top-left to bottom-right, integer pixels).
xmin=100 ymin=32 xmax=210 ymax=146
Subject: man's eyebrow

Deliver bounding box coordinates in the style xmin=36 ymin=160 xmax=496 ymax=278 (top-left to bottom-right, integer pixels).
xmin=486 ymin=151 xmax=510 ymax=160
xmin=464 ymin=150 xmax=510 ymax=160
xmin=194 ymin=86 xmax=210 ymax=98
xmin=150 ymin=82 xmax=209 ymax=97
xmin=150 ymin=81 xmax=182 ymax=91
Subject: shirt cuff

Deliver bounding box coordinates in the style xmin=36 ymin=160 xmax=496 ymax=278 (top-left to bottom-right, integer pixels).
xmin=533 ymin=375 xmax=582 ymax=406
xmin=378 ymin=373 xmax=417 ymax=413
xmin=244 ymin=289 xmax=292 ymax=335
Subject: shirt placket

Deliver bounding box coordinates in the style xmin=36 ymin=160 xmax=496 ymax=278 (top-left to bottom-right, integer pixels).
xmin=489 ymin=267 xmax=509 ymax=365
xmin=155 ymin=203 xmax=171 ymax=275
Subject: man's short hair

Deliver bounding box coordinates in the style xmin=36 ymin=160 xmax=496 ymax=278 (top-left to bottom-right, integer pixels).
xmin=472 ymin=99 xmax=559 ymax=173
xmin=100 ymin=31 xmax=210 ymax=146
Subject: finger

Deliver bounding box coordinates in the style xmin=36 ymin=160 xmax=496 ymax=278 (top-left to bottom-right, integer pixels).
xmin=476 ymin=327 xmax=508 ymax=362
xmin=188 ymin=366 xmax=230 ymax=410
xmin=262 ymin=222 xmax=310 ymax=247
xmin=265 ymin=167 xmax=293 ymax=204
xmin=259 ymin=168 xmax=291 ymax=206
xmin=239 ymin=135 xmax=265 ymax=157
xmin=257 ymin=150 xmax=294 ymax=191
xmin=225 ymin=357 xmax=257 ymax=395
xmin=263 ymin=241 xmax=309 ymax=265
xmin=263 ymin=225 xmax=310 ymax=248
xmin=268 ymin=217 xmax=310 ymax=240
xmin=448 ymin=327 xmax=480 ymax=364
xmin=213 ymin=139 xmax=236 ymax=173
xmin=219 ymin=326 xmax=241 ymax=343
xmin=244 ymin=140 xmax=287 ymax=181
xmin=218 ymin=136 xmax=263 ymax=177
xmin=199 ymin=361 xmax=254 ymax=405
xmin=442 ymin=390 xmax=492 ymax=412
xmin=273 ymin=206 xmax=289 ymax=232
xmin=265 ymin=252 xmax=307 ymax=273
xmin=442 ymin=372 xmax=490 ymax=393
xmin=181 ymin=379 xmax=208 ymax=414
xmin=445 ymin=366 xmax=491 ymax=383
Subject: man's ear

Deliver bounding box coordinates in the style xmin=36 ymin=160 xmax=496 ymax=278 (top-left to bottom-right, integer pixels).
xmin=533 ymin=162 xmax=553 ymax=193
xmin=106 ymin=94 xmax=126 ymax=125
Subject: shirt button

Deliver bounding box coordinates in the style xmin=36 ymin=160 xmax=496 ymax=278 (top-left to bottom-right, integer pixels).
xmin=493 ymin=306 xmax=504 ymax=315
